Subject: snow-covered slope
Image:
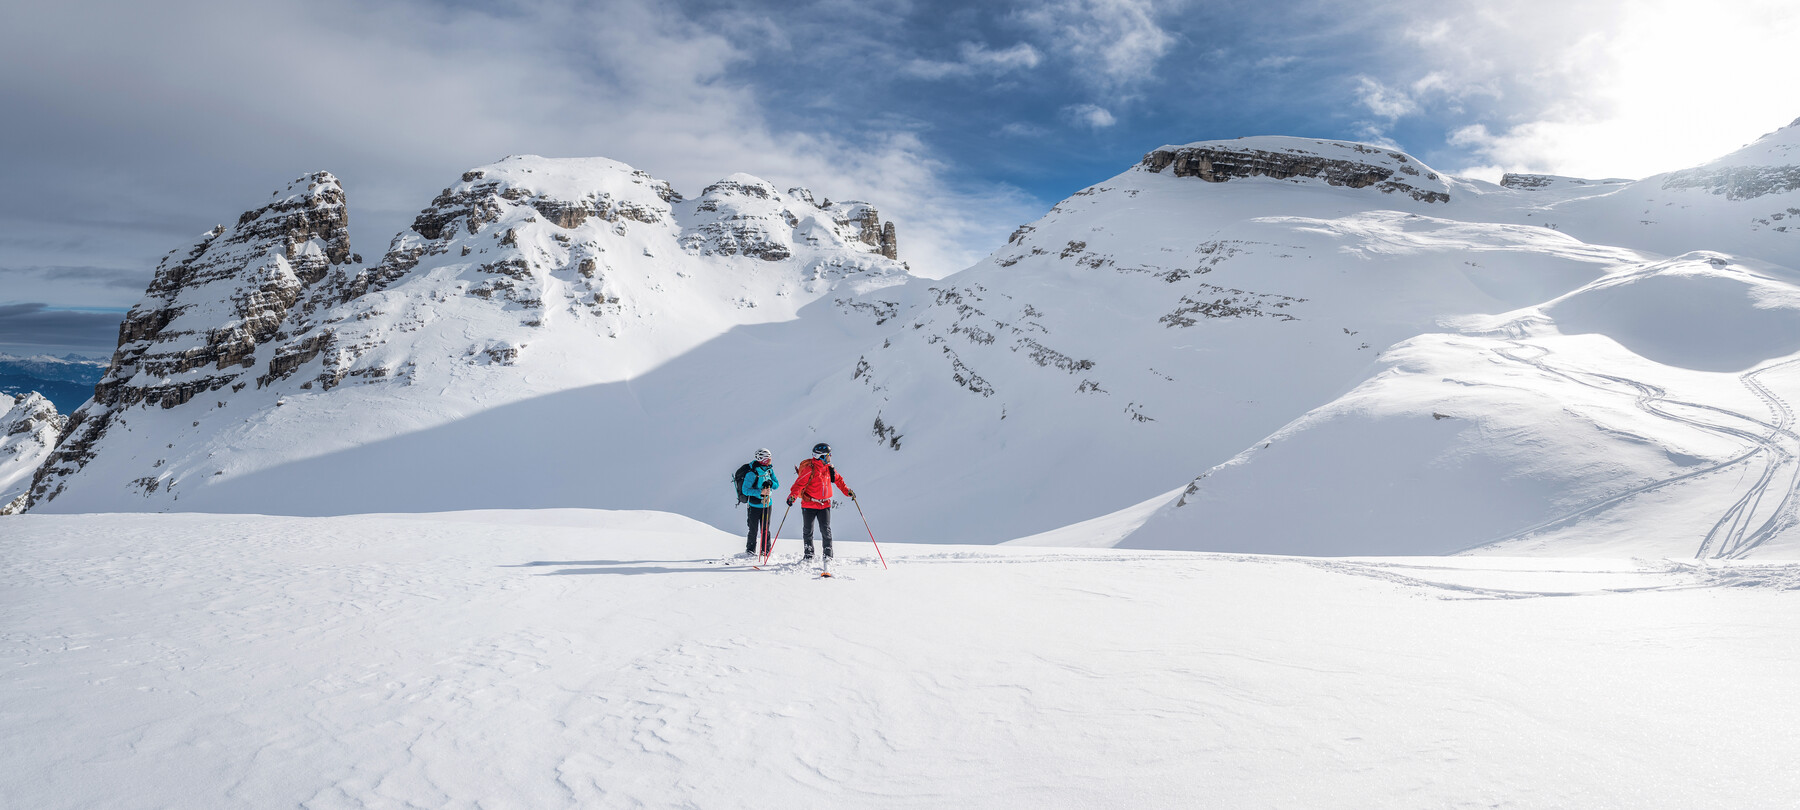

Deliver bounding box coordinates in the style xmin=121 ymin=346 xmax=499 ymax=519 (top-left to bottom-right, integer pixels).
xmin=20 ymin=122 xmax=1800 ymax=558
xmin=1088 ymin=128 xmax=1800 ymax=557
xmin=24 ymin=157 xmax=905 ymax=513
xmin=834 ymin=138 xmax=1647 ymax=540
xmin=1115 ymin=254 xmax=1800 ymax=557
xmin=0 ymin=392 xmax=63 ymax=513
xmin=1477 ymin=116 xmax=1800 ymax=268
xmin=6 ymin=510 xmax=1799 ymax=808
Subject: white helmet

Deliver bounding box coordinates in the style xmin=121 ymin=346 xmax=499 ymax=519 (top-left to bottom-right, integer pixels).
xmin=754 ymin=448 xmax=772 ymax=464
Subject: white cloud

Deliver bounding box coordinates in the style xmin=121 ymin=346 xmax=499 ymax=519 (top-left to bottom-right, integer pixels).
xmin=1065 ymin=104 xmax=1118 ymax=128
xmin=1409 ymin=72 xmax=1451 ymax=97
xmin=1369 ymin=0 xmax=1800 ymax=179
xmin=1447 ymin=124 xmax=1493 ymax=149
xmin=905 ymin=41 xmax=1043 ymax=79
xmin=1354 ymin=76 xmax=1418 ymax=120
xmin=966 ymin=42 xmax=1045 ymax=72
xmin=1350 ymin=122 xmax=1404 ymax=151
xmin=999 ymin=121 xmax=1050 ymax=138
xmin=1019 ymin=0 xmax=1176 ymax=88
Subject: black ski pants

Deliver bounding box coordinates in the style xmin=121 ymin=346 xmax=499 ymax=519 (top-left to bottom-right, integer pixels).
xmin=801 ymin=506 xmax=832 ymax=558
xmin=746 ymin=505 xmax=771 ymax=554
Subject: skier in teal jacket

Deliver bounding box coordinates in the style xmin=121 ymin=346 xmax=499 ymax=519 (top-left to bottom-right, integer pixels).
xmin=741 ymin=448 xmax=779 ymax=555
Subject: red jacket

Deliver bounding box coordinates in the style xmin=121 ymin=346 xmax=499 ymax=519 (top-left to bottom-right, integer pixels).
xmin=788 ymin=458 xmax=850 ymax=508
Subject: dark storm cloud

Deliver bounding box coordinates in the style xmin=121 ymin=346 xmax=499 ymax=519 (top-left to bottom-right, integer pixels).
xmin=4 ymin=265 xmax=148 ymax=291
xmin=0 ymin=304 xmax=125 ymax=358
xmin=0 ymin=262 xmax=151 ymax=312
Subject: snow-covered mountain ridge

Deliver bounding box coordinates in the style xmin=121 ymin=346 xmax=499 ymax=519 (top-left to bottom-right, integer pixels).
xmin=1482 ymin=116 xmax=1800 ymax=268
xmin=25 ymin=156 xmax=905 ymax=510
xmin=18 ymin=119 xmax=1800 ymax=559
xmin=0 ymin=392 xmax=63 ymax=514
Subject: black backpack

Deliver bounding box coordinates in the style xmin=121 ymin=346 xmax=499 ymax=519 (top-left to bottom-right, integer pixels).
xmin=732 ymin=463 xmax=754 ymax=504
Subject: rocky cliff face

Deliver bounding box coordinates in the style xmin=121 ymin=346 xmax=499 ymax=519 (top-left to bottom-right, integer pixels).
xmin=1 ymin=392 xmax=64 ymax=514
xmin=112 ymin=171 xmax=352 ymax=405
xmin=27 ymin=173 xmax=353 ymax=506
xmin=1140 ymin=137 xmax=1451 ymax=203
xmin=681 ymin=176 xmax=900 ymax=262
xmin=1661 ymin=165 xmax=1800 ymax=201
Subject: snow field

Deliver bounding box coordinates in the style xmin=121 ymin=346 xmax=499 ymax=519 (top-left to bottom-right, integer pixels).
xmin=1123 ymin=250 xmax=1800 ymax=557
xmin=5 ymin=510 xmax=1800 ymax=808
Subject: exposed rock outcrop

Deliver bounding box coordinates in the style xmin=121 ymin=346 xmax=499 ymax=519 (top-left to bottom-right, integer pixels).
xmin=880 ymin=221 xmax=899 ymax=260
xmin=1501 ymin=173 xmax=1632 ymax=191
xmin=1661 ymin=165 xmax=1800 ymax=201
xmin=25 ymin=173 xmax=352 ymax=507
xmin=114 ymin=171 xmax=349 ymax=399
xmin=682 ymin=176 xmax=900 ymax=262
xmin=1142 ymin=140 xmax=1450 ymax=203
xmin=687 ymin=176 xmax=796 ymax=261
xmin=823 ymin=201 xmax=898 ymax=260
xmin=1656 ymin=116 xmax=1800 ymax=201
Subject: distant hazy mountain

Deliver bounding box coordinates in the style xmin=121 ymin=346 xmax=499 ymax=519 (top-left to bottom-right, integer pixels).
xmin=0 ymin=354 xmax=105 ymax=413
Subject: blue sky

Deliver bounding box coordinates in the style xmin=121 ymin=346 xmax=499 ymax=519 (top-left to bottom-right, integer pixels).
xmin=2 ymin=0 xmax=1796 ymax=357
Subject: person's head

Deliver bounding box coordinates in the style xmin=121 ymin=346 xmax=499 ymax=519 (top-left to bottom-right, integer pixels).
xmin=754 ymin=448 xmax=772 ymax=465
xmin=812 ymin=442 xmax=831 ymax=461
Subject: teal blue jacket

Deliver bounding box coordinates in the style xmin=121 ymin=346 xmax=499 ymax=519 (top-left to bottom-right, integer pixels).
xmin=741 ymin=462 xmax=779 ymax=508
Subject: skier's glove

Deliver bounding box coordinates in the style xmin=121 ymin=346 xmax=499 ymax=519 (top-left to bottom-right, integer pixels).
xmin=786 ymin=497 xmax=796 ymax=506
xmin=845 ymin=489 xmax=856 ymax=499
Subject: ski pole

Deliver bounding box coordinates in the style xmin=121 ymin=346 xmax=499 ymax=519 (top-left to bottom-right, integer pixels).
xmin=764 ymin=501 xmax=792 ymax=566
xmin=850 ymin=495 xmax=887 ymax=570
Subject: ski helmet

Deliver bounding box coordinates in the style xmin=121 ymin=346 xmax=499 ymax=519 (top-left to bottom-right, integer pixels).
xmin=812 ymin=442 xmax=832 ymax=457
xmin=754 ymin=448 xmax=772 ymax=464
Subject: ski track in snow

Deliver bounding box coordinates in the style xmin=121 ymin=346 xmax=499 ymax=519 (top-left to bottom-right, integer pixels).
xmin=7 ymin=511 xmax=1800 ymax=809
xmin=1476 ymin=344 xmax=1800 ymax=559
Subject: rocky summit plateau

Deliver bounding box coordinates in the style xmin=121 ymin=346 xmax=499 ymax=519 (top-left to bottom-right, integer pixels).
xmin=14 ymin=118 xmax=1800 ymax=560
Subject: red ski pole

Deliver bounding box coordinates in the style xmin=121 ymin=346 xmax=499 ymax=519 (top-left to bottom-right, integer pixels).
xmin=762 ymin=501 xmax=792 ymax=567
xmin=850 ymin=495 xmax=887 ymax=570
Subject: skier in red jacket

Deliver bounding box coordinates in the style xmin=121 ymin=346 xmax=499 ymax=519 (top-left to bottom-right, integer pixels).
xmin=786 ymin=442 xmax=854 ymax=561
